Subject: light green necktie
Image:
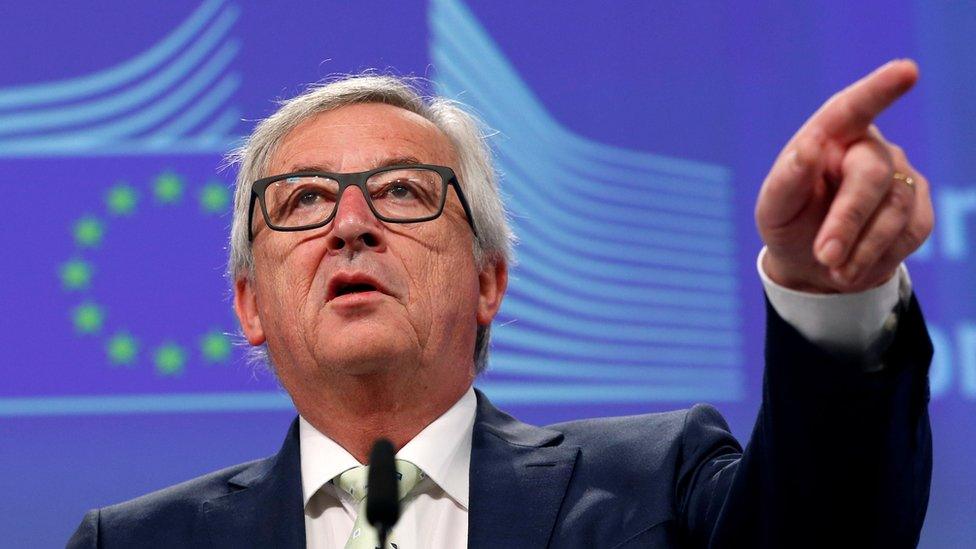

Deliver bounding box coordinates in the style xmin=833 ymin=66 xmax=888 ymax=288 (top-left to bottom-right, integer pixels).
xmin=333 ymin=459 xmax=425 ymax=549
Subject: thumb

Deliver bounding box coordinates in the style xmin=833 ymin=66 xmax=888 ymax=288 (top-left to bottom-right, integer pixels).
xmin=756 ymin=131 xmax=825 ymax=230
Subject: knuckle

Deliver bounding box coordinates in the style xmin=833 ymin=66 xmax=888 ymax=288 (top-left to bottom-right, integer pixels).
xmin=798 ymin=133 xmax=823 ymax=160
xmin=887 ymin=188 xmax=913 ymax=216
xmin=862 ymin=225 xmax=896 ymax=255
xmin=851 ymin=243 xmax=878 ymax=267
xmin=840 ymin=206 xmax=869 ymax=229
xmin=915 ymin=217 xmax=935 ymax=243
xmin=861 ymin=161 xmax=893 ymax=185
xmin=791 ymin=144 xmax=812 ymax=171
xmin=903 ymin=228 xmax=924 ymax=251
xmin=904 ymin=221 xmax=932 ymax=250
xmin=785 ymin=136 xmax=822 ymax=175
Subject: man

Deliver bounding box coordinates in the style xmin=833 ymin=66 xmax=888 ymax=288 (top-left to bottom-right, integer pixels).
xmin=69 ymin=60 xmax=934 ymax=548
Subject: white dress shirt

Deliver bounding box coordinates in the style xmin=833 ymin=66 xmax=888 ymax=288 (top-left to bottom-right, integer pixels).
xmin=301 ymin=387 xmax=475 ymax=549
xmin=300 ymin=248 xmax=913 ymax=548
xmin=756 ymin=247 xmax=913 ymax=370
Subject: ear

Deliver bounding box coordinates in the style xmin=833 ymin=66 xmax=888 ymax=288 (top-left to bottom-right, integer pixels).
xmin=234 ymin=275 xmax=266 ymax=346
xmin=476 ymin=259 xmax=508 ymax=326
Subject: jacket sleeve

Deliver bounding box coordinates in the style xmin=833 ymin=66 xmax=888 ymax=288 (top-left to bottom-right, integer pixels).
xmin=677 ymin=293 xmax=933 ymax=548
xmin=66 ymin=509 xmax=100 ymax=548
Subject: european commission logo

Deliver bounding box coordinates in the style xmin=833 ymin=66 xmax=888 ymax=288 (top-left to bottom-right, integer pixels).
xmin=60 ymin=171 xmax=234 ymax=375
xmin=0 ymin=0 xmax=742 ymax=416
xmin=0 ymin=0 xmax=241 ymax=157
xmin=429 ymin=0 xmax=743 ymax=404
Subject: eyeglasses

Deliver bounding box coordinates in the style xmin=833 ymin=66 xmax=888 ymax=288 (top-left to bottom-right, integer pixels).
xmin=247 ymin=164 xmax=478 ymax=241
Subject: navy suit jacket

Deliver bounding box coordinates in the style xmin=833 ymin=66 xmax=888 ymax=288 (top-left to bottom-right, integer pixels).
xmin=68 ymin=296 xmax=933 ymax=548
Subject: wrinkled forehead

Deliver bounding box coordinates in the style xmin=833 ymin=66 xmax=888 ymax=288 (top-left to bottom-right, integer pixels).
xmin=267 ymin=103 xmax=460 ymax=176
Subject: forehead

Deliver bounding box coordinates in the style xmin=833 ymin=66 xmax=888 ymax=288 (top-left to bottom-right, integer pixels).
xmin=268 ymin=102 xmax=458 ymax=174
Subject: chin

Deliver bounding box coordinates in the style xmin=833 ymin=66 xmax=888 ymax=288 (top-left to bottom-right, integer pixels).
xmin=316 ymin=338 xmax=420 ymax=377
xmin=311 ymin=306 xmax=418 ymax=362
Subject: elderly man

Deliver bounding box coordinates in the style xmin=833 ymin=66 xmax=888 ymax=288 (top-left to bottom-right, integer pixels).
xmin=69 ymin=60 xmax=933 ymax=548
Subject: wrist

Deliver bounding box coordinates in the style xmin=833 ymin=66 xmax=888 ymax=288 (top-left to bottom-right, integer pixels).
xmin=761 ymin=251 xmax=839 ymax=294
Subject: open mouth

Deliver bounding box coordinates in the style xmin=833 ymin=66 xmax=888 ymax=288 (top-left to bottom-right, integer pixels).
xmin=334 ymin=282 xmax=378 ymax=297
xmin=326 ymin=274 xmax=388 ymax=303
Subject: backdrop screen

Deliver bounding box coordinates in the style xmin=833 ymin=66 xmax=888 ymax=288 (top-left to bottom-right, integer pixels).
xmin=2 ymin=1 xmax=973 ymax=546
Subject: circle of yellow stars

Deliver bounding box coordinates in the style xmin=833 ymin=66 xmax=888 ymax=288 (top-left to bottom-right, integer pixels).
xmin=62 ymin=171 xmax=235 ymax=375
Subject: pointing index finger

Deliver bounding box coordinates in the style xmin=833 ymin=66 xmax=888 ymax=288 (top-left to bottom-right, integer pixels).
xmin=808 ymin=59 xmax=919 ymax=143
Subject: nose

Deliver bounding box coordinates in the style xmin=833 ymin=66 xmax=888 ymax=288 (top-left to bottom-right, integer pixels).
xmin=326 ymin=186 xmax=387 ymax=254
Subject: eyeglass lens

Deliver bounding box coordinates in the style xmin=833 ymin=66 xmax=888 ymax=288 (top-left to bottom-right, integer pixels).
xmin=263 ymin=168 xmax=445 ymax=228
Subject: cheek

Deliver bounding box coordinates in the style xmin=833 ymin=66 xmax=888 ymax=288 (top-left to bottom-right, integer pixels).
xmin=253 ymin=237 xmax=327 ymax=318
xmin=412 ymin=231 xmax=479 ymax=314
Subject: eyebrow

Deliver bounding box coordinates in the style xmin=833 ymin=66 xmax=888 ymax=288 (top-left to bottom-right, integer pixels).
xmin=286 ymin=156 xmax=424 ymax=174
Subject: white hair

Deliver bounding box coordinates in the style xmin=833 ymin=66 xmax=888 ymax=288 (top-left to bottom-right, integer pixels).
xmin=225 ymin=73 xmax=514 ymax=374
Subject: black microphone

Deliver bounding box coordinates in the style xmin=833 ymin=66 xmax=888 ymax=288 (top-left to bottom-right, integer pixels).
xmin=366 ymin=438 xmax=399 ymax=548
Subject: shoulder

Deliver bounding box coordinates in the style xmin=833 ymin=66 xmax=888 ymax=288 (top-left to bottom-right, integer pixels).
xmin=547 ymin=403 xmax=729 ymax=444
xmin=67 ymin=458 xmax=268 ymax=548
xmin=544 ymin=403 xmax=734 ymax=469
xmin=521 ymin=403 xmax=740 ymax=533
xmin=106 ymin=458 xmax=264 ymax=515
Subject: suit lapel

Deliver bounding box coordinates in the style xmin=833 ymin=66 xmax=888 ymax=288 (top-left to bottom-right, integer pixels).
xmin=202 ymin=418 xmax=306 ymax=549
xmin=468 ymin=389 xmax=579 ymax=549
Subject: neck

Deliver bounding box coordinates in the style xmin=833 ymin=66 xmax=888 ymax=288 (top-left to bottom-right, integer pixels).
xmin=292 ymin=368 xmax=473 ymax=463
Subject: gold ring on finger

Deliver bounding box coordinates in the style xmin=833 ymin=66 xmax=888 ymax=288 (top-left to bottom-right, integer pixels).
xmin=893 ymin=171 xmax=915 ymax=192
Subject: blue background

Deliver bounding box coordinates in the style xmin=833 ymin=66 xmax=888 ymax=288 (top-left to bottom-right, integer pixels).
xmin=1 ymin=1 xmax=973 ymax=546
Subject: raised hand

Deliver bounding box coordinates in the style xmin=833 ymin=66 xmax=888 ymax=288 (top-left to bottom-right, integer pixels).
xmin=755 ymin=60 xmax=934 ymax=294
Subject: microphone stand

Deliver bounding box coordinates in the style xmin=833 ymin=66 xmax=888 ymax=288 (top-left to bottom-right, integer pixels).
xmin=366 ymin=439 xmax=399 ymax=548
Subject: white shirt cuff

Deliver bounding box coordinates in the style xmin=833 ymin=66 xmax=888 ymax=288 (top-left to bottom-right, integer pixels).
xmin=757 ymin=247 xmax=912 ymax=357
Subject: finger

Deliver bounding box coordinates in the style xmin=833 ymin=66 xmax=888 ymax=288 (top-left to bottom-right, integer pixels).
xmin=755 ymin=130 xmax=825 ymax=230
xmin=831 ymin=173 xmax=915 ymax=286
xmin=807 ymin=60 xmax=919 ymax=144
xmin=814 ymin=138 xmax=894 ymax=267
xmin=834 ymin=157 xmax=934 ymax=291
xmin=885 ymin=167 xmax=934 ymax=262
xmin=877 ymin=133 xmax=935 ymax=261
xmin=830 ymin=239 xmax=913 ymax=295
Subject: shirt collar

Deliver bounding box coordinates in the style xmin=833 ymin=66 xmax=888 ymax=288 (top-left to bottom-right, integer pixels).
xmin=396 ymin=386 xmax=475 ymax=509
xmin=299 ymin=416 xmax=360 ymax=509
xmin=298 ymin=385 xmax=476 ymax=510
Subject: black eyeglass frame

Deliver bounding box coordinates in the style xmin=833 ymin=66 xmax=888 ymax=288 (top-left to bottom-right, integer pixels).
xmin=247 ymin=163 xmax=478 ymax=242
